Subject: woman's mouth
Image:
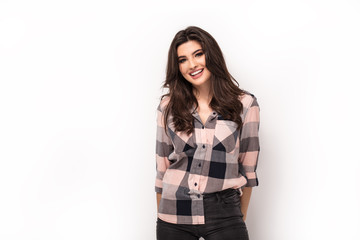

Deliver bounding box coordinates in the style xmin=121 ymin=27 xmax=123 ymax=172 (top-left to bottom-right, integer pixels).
xmin=189 ymin=68 xmax=204 ymax=79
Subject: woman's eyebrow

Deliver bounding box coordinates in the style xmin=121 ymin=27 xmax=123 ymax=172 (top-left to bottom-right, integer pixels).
xmin=178 ymin=49 xmax=203 ymax=59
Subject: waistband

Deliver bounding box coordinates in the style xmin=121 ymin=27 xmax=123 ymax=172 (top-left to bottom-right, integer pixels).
xmin=202 ymin=188 xmax=240 ymax=199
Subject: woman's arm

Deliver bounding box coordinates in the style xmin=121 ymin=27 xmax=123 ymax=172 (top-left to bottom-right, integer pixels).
xmin=155 ymin=99 xmax=173 ymax=210
xmin=156 ymin=193 xmax=162 ymax=211
xmin=240 ymin=187 xmax=252 ymax=221
xmin=238 ymin=95 xmax=260 ymax=221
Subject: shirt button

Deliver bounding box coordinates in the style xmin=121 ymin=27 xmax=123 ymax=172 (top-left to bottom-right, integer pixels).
xmin=194 ymin=183 xmax=197 ymax=186
xmin=213 ymin=112 xmax=216 ymax=115
xmin=198 ymin=163 xmax=201 ymax=167
xmin=202 ymin=145 xmax=205 ymax=148
xmin=202 ymin=126 xmax=204 ymax=129
xmin=197 ymin=194 xmax=201 ymax=198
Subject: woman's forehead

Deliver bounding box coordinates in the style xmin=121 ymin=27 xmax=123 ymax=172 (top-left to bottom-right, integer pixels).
xmin=177 ymin=40 xmax=202 ymax=56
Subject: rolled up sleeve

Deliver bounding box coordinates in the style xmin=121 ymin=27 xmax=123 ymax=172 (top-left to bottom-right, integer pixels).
xmin=155 ymin=101 xmax=174 ymax=193
xmin=238 ymin=96 xmax=260 ymax=187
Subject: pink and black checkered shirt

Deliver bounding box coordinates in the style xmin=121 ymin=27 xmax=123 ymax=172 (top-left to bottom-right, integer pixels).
xmin=155 ymin=91 xmax=260 ymax=224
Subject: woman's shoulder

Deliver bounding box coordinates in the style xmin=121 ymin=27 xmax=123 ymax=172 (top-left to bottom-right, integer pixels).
xmin=157 ymin=95 xmax=170 ymax=112
xmin=238 ymin=90 xmax=258 ymax=108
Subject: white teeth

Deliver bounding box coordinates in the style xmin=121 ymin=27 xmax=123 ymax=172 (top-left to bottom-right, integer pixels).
xmin=190 ymin=69 xmax=203 ymax=76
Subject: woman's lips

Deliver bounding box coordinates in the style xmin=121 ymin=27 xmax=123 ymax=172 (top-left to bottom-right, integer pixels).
xmin=189 ymin=68 xmax=204 ymax=79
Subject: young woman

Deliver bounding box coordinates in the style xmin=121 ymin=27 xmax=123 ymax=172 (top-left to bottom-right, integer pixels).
xmin=155 ymin=26 xmax=260 ymax=240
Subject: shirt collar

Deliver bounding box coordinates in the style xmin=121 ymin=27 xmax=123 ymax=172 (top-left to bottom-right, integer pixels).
xmin=190 ymin=104 xmax=218 ymax=120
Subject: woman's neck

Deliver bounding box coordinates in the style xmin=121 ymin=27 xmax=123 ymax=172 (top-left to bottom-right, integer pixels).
xmin=192 ymin=82 xmax=212 ymax=105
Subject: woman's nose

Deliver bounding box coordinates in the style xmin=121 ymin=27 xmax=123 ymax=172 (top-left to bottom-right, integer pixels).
xmin=188 ymin=58 xmax=197 ymax=69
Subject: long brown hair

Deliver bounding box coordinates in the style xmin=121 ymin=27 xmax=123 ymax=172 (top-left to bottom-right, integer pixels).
xmin=161 ymin=26 xmax=245 ymax=135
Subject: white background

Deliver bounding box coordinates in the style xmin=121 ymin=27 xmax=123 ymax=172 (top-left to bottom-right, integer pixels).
xmin=1 ymin=0 xmax=359 ymax=239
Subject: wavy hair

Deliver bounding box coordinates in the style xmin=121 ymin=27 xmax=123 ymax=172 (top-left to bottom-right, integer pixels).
xmin=161 ymin=26 xmax=245 ymax=135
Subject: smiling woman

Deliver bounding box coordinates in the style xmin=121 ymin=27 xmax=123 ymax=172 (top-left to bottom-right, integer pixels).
xmin=177 ymin=41 xmax=212 ymax=86
xmin=155 ymin=26 xmax=260 ymax=240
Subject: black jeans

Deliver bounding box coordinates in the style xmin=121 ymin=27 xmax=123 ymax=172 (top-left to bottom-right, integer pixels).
xmin=156 ymin=188 xmax=249 ymax=240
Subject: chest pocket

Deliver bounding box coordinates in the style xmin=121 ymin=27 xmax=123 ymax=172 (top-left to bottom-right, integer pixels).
xmin=213 ymin=120 xmax=239 ymax=153
xmin=167 ymin=125 xmax=196 ymax=155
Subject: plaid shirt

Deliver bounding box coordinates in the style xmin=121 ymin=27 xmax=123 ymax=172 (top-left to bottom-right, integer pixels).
xmin=155 ymin=91 xmax=260 ymax=224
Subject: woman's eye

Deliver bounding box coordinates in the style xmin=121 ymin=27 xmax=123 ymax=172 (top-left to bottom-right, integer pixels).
xmin=195 ymin=52 xmax=203 ymax=57
xmin=179 ymin=59 xmax=186 ymax=63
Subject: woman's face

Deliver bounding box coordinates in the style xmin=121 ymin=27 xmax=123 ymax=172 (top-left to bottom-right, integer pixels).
xmin=177 ymin=40 xmax=211 ymax=88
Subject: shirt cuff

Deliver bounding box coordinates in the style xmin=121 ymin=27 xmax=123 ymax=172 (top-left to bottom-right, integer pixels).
xmin=245 ymin=176 xmax=259 ymax=187
xmin=155 ymin=186 xmax=163 ymax=193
